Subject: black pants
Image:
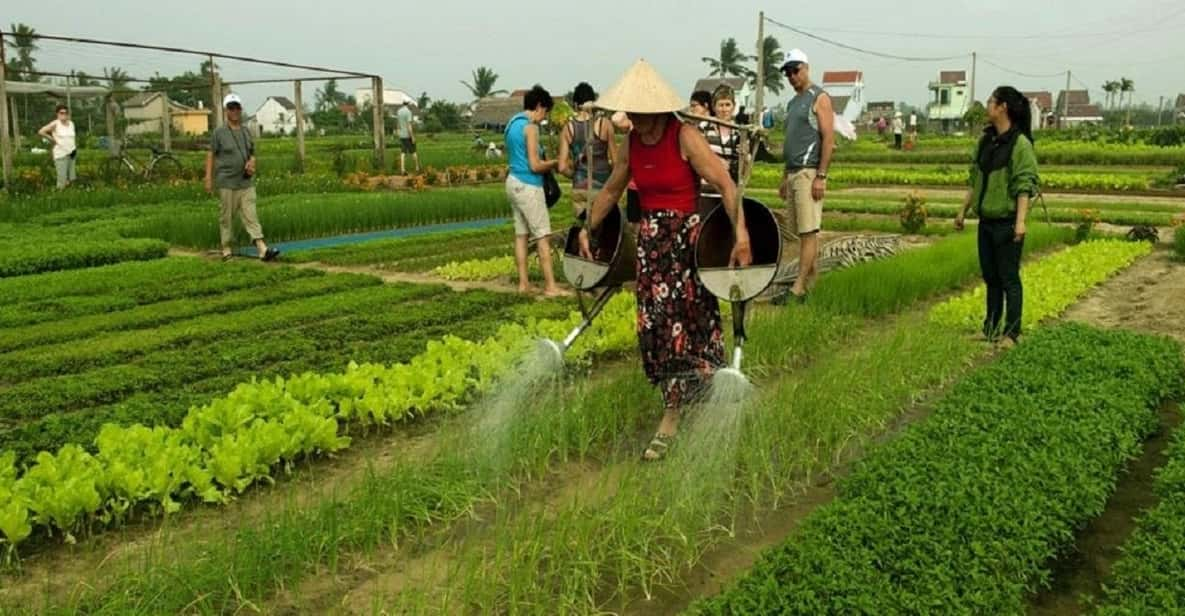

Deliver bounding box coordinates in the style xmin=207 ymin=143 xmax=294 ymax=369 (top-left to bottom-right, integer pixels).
xmin=894 ymin=133 xmax=903 ymax=149
xmin=978 ymin=219 xmax=1024 ymax=340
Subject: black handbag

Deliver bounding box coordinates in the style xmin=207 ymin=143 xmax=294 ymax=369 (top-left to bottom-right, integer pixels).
xmin=542 ymin=170 xmax=562 ymax=208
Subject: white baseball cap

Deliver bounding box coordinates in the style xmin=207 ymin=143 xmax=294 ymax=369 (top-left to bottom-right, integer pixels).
xmin=223 ymin=93 xmax=243 ymax=108
xmin=780 ymin=49 xmax=809 ymax=72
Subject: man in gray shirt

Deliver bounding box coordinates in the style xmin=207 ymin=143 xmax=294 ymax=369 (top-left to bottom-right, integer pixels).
xmin=776 ymin=48 xmax=834 ymax=304
xmin=397 ymin=102 xmax=421 ymax=175
xmin=204 ymin=93 xmax=279 ymax=262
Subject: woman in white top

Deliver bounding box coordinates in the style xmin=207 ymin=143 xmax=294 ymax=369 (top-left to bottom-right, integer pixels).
xmin=38 ymin=104 xmax=77 ymax=189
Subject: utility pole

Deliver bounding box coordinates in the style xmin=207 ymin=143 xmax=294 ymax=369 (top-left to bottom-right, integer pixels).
xmin=1061 ymin=70 xmax=1071 ymax=129
xmin=969 ymin=51 xmax=977 ymax=111
xmin=0 ymin=31 xmax=11 ymax=193
xmin=754 ymin=11 xmax=764 ymax=127
xmin=1158 ymin=96 xmax=1165 ymax=127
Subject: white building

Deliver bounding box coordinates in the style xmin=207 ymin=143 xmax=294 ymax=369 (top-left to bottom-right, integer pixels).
xmin=821 ymin=71 xmax=865 ymax=126
xmin=353 ymin=88 xmax=417 ymax=110
xmin=252 ymin=96 xmax=312 ymax=136
xmin=691 ymin=77 xmax=754 ymax=114
xmin=927 ymin=70 xmax=971 ymax=132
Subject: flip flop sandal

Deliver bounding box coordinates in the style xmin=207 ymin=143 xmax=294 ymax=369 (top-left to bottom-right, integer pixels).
xmin=642 ymin=433 xmax=674 ymax=462
xmin=221 ymin=253 xmax=234 ymax=262
xmin=260 ymin=247 xmax=281 ymax=262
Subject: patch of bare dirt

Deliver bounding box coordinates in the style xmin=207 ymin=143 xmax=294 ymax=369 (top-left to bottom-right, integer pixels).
xmin=1063 ymin=250 xmax=1185 ymax=344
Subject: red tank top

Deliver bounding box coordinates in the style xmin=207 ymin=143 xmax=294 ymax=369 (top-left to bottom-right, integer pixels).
xmin=629 ymin=117 xmax=699 ymax=213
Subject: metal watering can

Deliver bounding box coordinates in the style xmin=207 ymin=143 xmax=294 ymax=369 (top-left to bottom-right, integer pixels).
xmin=695 ymin=197 xmax=782 ymax=396
xmin=537 ymin=205 xmax=637 ymax=366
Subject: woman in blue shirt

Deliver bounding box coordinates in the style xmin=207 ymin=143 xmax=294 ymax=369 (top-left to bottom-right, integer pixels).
xmin=504 ymin=85 xmax=562 ymax=296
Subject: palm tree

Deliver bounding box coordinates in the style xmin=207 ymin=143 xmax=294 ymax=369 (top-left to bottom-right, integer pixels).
xmin=5 ymin=23 xmax=39 ymax=81
xmin=1120 ymin=77 xmax=1135 ymax=125
xmin=747 ymin=35 xmax=786 ymax=95
xmin=460 ymin=67 xmax=507 ymax=100
xmin=1102 ymin=81 xmax=1119 ymax=109
xmin=702 ymin=38 xmax=754 ymax=79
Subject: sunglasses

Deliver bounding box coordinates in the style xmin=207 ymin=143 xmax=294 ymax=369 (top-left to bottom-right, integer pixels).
xmin=226 ymin=104 xmax=242 ymax=110
xmin=783 ymin=64 xmax=803 ymax=76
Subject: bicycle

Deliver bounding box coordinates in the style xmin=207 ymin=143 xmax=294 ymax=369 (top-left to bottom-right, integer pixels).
xmin=102 ymin=141 xmax=184 ymax=181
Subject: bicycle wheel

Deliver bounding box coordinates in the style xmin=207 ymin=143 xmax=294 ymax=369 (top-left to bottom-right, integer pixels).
xmin=148 ymin=155 xmax=183 ymax=181
xmin=102 ymin=157 xmax=132 ymax=182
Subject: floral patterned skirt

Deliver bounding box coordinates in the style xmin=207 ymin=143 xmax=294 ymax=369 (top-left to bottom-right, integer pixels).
xmin=635 ymin=209 xmax=724 ymax=410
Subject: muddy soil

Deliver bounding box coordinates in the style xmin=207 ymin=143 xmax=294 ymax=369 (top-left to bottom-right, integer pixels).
xmin=1063 ymin=250 xmax=1185 ymax=345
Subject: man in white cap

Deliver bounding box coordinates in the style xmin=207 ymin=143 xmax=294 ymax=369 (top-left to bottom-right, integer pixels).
xmin=893 ymin=111 xmax=905 ymax=149
xmin=777 ymin=48 xmax=834 ymax=303
xmin=205 ymin=93 xmax=279 ymax=262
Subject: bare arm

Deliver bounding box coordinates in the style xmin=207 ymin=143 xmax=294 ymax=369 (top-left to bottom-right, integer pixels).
xmin=600 ymin=117 xmax=617 ymax=167
xmin=587 ymin=139 xmax=631 ymax=230
xmin=524 ymin=123 xmax=557 ymax=174
xmin=557 ymin=123 xmax=574 ymax=178
xmin=814 ymin=94 xmax=835 ymax=175
xmin=1014 ymin=194 xmax=1031 ymax=241
xmin=38 ymin=121 xmax=57 ymax=143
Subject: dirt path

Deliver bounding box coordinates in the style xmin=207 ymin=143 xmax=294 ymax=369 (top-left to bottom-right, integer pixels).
xmin=1063 ymin=250 xmax=1185 ymax=344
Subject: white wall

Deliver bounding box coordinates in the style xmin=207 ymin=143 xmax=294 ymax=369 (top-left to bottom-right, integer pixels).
xmin=253 ymin=98 xmax=312 ymax=136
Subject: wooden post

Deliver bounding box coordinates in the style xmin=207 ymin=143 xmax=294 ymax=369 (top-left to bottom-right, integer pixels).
xmin=9 ymin=96 xmax=19 ymax=150
xmin=210 ymin=55 xmax=222 ymax=130
xmin=754 ymin=11 xmax=765 ymax=127
xmin=105 ymin=95 xmax=117 ymax=154
xmin=969 ymin=51 xmax=977 ymax=113
xmin=0 ymin=34 xmax=11 ymax=193
xmin=161 ymin=95 xmax=172 ymax=152
xmin=372 ymin=76 xmax=386 ymax=171
xmin=293 ymin=80 xmax=306 ymax=172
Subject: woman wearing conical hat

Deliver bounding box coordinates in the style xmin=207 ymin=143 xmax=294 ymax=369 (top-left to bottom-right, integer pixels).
xmin=579 ymin=60 xmax=752 ymax=461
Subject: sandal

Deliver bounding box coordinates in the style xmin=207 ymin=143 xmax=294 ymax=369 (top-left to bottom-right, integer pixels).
xmin=221 ymin=253 xmax=234 ymax=262
xmin=642 ymin=432 xmax=675 ymax=462
xmin=260 ymin=247 xmax=281 ymax=262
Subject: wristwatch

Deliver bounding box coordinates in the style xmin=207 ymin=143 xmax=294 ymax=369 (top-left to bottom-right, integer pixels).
xmin=817 ymin=171 xmax=828 ymax=180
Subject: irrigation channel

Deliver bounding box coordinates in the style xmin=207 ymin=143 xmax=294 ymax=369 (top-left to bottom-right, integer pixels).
xmin=233 ymin=217 xmax=508 ymax=257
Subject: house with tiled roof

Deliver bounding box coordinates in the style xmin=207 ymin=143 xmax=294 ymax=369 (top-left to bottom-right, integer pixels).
xmin=1055 ymin=90 xmax=1103 ymax=126
xmin=821 ymin=70 xmax=864 ymax=125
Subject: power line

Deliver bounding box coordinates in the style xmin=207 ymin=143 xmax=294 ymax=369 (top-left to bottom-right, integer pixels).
xmin=978 ymin=57 xmax=1067 ymax=79
xmin=775 ymin=8 xmax=1185 ymax=41
xmin=763 ymin=16 xmax=971 ymax=62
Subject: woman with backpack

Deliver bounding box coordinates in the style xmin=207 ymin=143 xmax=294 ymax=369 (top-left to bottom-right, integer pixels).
xmin=558 ymin=82 xmax=615 ymax=218
xmin=954 ymin=86 xmax=1040 ymax=348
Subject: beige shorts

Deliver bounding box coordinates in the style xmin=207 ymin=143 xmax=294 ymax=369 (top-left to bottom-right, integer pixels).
xmin=783 ymin=168 xmax=823 ymax=235
xmin=505 ymin=175 xmax=551 ymax=240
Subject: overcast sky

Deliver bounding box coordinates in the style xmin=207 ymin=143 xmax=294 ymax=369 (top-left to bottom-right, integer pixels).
xmin=9 ymin=0 xmax=1185 ymax=113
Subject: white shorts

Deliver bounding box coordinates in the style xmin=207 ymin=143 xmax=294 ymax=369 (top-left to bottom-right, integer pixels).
xmin=505 ymin=175 xmax=551 ymax=240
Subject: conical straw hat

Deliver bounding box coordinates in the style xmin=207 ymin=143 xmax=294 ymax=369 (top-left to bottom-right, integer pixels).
xmin=595 ymin=59 xmax=685 ymax=114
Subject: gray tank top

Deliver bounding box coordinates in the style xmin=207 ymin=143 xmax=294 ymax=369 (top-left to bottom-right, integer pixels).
xmin=569 ymin=117 xmax=612 ymax=182
xmin=783 ymin=84 xmax=824 ymax=170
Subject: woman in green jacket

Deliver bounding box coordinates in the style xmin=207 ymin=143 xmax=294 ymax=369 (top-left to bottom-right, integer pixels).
xmin=954 ymin=86 xmax=1039 ymax=347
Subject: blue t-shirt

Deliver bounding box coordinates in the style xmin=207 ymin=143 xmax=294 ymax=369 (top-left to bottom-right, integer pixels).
xmin=505 ymin=112 xmax=543 ymax=187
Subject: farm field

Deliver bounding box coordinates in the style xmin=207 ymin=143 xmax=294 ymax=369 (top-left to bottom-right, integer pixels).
xmin=1 ymin=125 xmax=1185 ymax=615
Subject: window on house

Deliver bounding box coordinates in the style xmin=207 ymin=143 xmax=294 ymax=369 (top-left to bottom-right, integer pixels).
xmin=940 ymin=90 xmax=950 ymax=105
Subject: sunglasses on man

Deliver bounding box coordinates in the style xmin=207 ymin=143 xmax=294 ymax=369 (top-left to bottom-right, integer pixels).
xmin=783 ymin=64 xmax=803 ymax=76
xmin=226 ymin=103 xmax=242 ymax=110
